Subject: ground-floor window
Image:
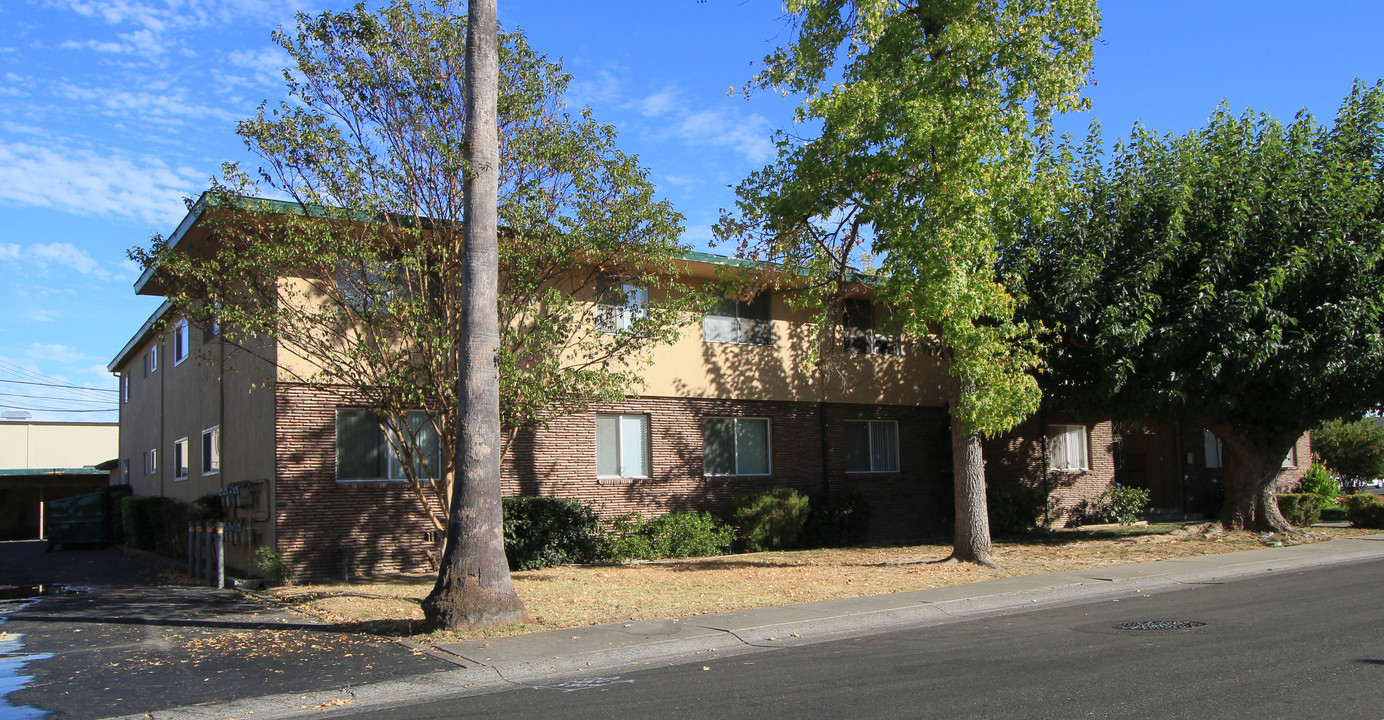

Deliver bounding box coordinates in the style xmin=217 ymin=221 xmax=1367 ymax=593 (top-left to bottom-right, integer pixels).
xmin=596 ymin=414 xmax=650 ymax=478
xmin=202 ymin=426 xmax=221 ymax=475
xmin=703 ymin=417 xmax=771 ymax=476
xmin=173 ymin=437 xmax=189 ymax=480
xmin=143 ymin=448 xmax=156 ymax=475
xmin=336 ymin=409 xmax=440 ymax=481
xmin=1203 ymin=429 xmax=1223 ymax=469
xmin=1047 ymin=424 xmax=1089 ymax=471
xmin=844 ymin=420 xmax=900 ymax=473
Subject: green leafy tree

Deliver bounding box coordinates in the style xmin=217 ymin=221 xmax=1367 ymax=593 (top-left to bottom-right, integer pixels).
xmin=1311 ymin=418 xmax=1384 ymax=492
xmin=134 ymin=1 xmax=695 ymax=625
xmin=1017 ymin=82 xmax=1384 ymax=532
xmin=718 ymin=0 xmax=1099 ymax=565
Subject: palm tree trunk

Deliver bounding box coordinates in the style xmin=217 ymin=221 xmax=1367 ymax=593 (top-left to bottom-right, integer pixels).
xmin=423 ymin=0 xmax=528 ymax=630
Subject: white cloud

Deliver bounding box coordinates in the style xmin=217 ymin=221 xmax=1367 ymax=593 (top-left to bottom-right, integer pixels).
xmin=663 ymin=174 xmax=703 ymax=188
xmin=567 ymin=67 xmax=624 ymax=108
xmin=676 ymin=110 xmax=776 ymax=164
xmin=59 ymin=39 xmax=131 ymax=53
xmin=0 ymin=241 xmax=122 ymax=281
xmin=630 ymin=87 xmax=777 ymax=164
xmin=26 ymin=342 xmax=98 ymax=364
xmin=637 ymin=87 xmax=680 ymax=117
xmin=28 ymin=308 xmax=60 ymax=322
xmin=57 ymin=83 xmax=239 ymax=124
xmin=51 ymin=0 xmax=313 ymax=59
xmin=681 ymin=224 xmax=715 ymax=245
xmin=0 ymin=142 xmax=201 ymax=227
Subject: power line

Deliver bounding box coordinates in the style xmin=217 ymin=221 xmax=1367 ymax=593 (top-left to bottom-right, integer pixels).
xmin=0 ymin=403 xmax=116 ymax=414
xmin=0 ymin=392 xmax=116 ymax=404
xmin=0 ymin=379 xmax=118 ymax=393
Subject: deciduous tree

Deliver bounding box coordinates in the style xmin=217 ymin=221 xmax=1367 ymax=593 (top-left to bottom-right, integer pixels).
xmin=135 ymin=0 xmax=693 ymax=626
xmin=1017 ymin=82 xmax=1384 ymax=532
xmin=720 ymin=0 xmax=1098 ymax=564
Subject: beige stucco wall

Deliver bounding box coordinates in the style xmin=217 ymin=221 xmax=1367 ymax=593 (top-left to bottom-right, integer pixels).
xmin=0 ymin=422 xmax=117 ymax=469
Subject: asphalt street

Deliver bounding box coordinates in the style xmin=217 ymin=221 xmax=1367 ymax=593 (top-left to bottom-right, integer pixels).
xmin=338 ymin=558 xmax=1384 ymax=720
xmin=0 ymin=542 xmax=449 ymax=720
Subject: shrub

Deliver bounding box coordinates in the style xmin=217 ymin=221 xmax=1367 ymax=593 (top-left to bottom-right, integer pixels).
xmin=255 ymin=546 xmax=292 ymax=584
xmin=1091 ymin=484 xmax=1151 ymax=525
xmin=1340 ymin=494 xmax=1384 ymax=529
xmin=1300 ymin=462 xmax=1340 ymax=503
xmin=731 ymin=488 xmax=811 ymax=552
xmin=599 ymin=512 xmax=736 ymax=561
xmin=502 ymin=496 xmax=602 ymax=570
xmin=987 ymin=485 xmax=1048 ymax=535
xmin=120 ymin=495 xmax=189 ymax=554
xmin=799 ymin=492 xmax=872 ymax=548
xmin=1276 ymin=493 xmax=1323 ymax=527
xmin=191 ymin=493 xmax=226 ymax=522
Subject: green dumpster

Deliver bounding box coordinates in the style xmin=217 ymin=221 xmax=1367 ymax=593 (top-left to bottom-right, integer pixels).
xmin=45 ymin=485 xmax=131 ymax=550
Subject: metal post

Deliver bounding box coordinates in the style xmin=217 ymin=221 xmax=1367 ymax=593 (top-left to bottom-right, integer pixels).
xmin=203 ymin=523 xmax=213 ymax=584
xmin=215 ymin=522 xmax=225 ymax=589
xmin=187 ymin=522 xmax=195 ymax=577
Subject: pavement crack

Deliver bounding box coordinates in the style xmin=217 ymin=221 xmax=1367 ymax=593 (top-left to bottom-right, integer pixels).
xmin=718 ymin=628 xmax=779 ymax=649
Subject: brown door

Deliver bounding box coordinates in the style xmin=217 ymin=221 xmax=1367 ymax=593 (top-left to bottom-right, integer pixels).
xmin=1118 ymin=427 xmax=1183 ymax=511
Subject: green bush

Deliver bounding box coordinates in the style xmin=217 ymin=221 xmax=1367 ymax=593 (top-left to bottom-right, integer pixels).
xmin=255 ymin=546 xmax=292 ymax=584
xmin=731 ymin=488 xmax=812 ymax=552
xmin=1091 ymin=484 xmax=1151 ymax=525
xmin=120 ymin=495 xmax=189 ymax=553
xmin=1340 ymin=494 xmax=1384 ymax=529
xmin=1300 ymin=462 xmax=1340 ymax=503
xmin=602 ymin=512 xmax=735 ymax=560
xmin=1311 ymin=418 xmax=1384 ymax=491
xmin=1276 ymin=493 xmax=1323 ymax=527
xmin=987 ymin=485 xmax=1048 ymax=535
xmin=502 ymin=496 xmax=602 ymax=570
xmin=799 ymin=492 xmax=872 ymax=548
xmin=191 ymin=493 xmax=226 ymax=522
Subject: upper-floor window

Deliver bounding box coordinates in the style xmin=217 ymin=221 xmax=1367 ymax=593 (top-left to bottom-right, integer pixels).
xmin=144 ymin=345 xmax=158 ymax=376
xmin=842 ymin=298 xmax=900 ymax=356
xmin=336 ymin=409 xmax=440 ymax=482
xmin=173 ymin=319 xmax=189 ymax=366
xmin=844 ymin=420 xmax=900 ymax=473
xmin=1203 ymin=429 xmax=1223 ymax=469
xmin=334 ymin=259 xmax=404 ymax=315
xmin=703 ymin=417 xmax=771 ymax=476
xmin=597 ymin=281 xmax=648 ymax=333
xmin=1047 ymin=424 xmax=1089 ymax=471
xmin=143 ymin=448 xmax=157 ymax=475
xmin=596 ymin=414 xmax=650 ymax=479
xmin=703 ymin=292 xmax=772 ymax=346
xmin=121 ymin=374 xmax=129 ymax=403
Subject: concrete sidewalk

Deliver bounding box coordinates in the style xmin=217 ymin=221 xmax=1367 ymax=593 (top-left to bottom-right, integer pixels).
xmin=97 ymin=532 xmax=1384 ymax=720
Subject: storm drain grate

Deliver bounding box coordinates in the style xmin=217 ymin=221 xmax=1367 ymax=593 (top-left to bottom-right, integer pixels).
xmin=1114 ymin=620 xmax=1206 ymax=631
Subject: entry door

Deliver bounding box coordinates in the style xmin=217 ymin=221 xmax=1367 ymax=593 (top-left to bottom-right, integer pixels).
xmin=1118 ymin=428 xmax=1183 ymax=511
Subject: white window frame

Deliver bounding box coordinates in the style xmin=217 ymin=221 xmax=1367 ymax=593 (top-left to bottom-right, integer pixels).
xmin=702 ymin=417 xmax=773 ymax=477
xmin=121 ymin=373 xmax=129 ymax=403
xmin=173 ymin=437 xmax=189 ymax=481
xmin=1283 ymin=446 xmax=1298 ymax=468
xmin=144 ymin=448 xmax=157 ymax=475
xmin=201 ymin=426 xmax=221 ymax=476
xmin=1204 ymin=429 xmax=1223 ymax=469
xmin=841 ymin=298 xmax=901 ymax=356
xmin=843 ymin=420 xmax=901 ymax=473
xmin=598 ymin=282 xmax=649 ymax=333
xmin=145 ymin=345 xmax=158 ymax=376
xmin=335 ymin=408 xmax=441 ymax=482
xmin=595 ymin=413 xmax=651 ymax=479
xmin=702 ymin=293 xmax=773 ymax=346
xmin=1047 ymin=424 xmax=1090 ymax=471
xmin=173 ymin=319 xmax=189 ymax=366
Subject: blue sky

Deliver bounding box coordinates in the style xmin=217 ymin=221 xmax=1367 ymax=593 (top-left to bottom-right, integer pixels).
xmin=1 ymin=0 xmax=1381 ymax=422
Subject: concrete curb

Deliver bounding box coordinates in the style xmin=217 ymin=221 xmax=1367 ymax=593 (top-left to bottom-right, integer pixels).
xmin=98 ymin=534 xmax=1384 ymax=720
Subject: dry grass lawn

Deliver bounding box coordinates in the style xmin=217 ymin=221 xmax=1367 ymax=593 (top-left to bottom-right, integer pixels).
xmin=264 ymin=524 xmax=1373 ymax=643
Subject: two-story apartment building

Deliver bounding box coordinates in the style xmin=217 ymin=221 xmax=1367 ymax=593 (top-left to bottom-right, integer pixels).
xmin=118 ymin=195 xmax=1288 ymax=579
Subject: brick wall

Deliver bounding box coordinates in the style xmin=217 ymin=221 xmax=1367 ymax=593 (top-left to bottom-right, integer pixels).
xmin=275 ymin=384 xmax=954 ymax=578
xmin=984 ymin=415 xmax=1118 ymax=528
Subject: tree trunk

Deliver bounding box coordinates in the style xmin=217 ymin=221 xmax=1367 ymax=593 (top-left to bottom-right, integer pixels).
xmin=947 ymin=381 xmax=996 ymax=566
xmin=422 ymin=0 xmax=528 ymax=630
xmin=1209 ymin=424 xmax=1296 ymax=534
